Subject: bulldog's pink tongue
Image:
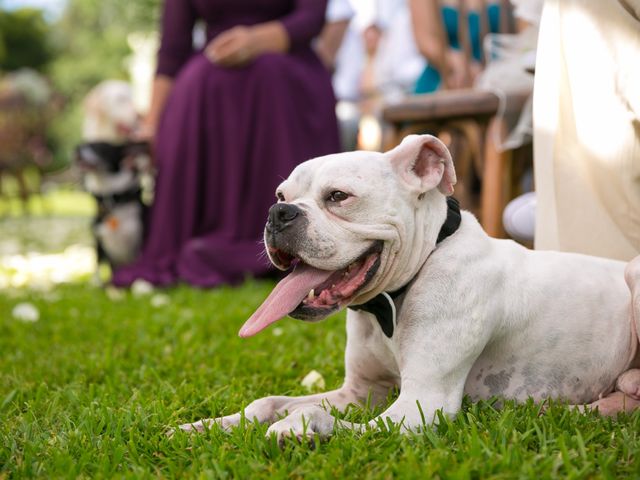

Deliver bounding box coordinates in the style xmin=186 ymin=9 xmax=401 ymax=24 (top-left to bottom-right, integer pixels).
xmin=238 ymin=263 xmax=334 ymax=338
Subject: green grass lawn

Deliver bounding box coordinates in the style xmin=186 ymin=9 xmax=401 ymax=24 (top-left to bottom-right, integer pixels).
xmin=1 ymin=281 xmax=640 ymax=479
xmin=1 ymin=195 xmax=640 ymax=478
xmin=0 ymin=187 xmax=95 ymax=218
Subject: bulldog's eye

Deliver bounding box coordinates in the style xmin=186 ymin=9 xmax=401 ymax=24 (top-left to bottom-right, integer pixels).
xmin=276 ymin=191 xmax=285 ymax=202
xmin=327 ymin=190 xmax=349 ymax=203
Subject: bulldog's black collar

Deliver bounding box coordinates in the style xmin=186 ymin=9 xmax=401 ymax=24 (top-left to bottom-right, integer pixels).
xmin=93 ymin=186 xmax=143 ymax=206
xmin=350 ymin=196 xmax=461 ymax=338
xmin=436 ymin=196 xmax=462 ymax=244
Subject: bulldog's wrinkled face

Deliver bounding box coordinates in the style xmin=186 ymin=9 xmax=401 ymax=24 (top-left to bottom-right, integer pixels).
xmin=239 ymin=134 xmax=456 ymax=338
xmin=266 ymin=153 xmax=396 ymax=317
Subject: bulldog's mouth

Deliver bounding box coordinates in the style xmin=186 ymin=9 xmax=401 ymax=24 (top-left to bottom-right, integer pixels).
xmin=238 ymin=241 xmax=383 ymax=337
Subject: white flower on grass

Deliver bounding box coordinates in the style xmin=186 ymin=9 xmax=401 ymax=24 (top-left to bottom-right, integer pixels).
xmin=105 ymin=286 xmax=125 ymax=301
xmin=150 ymin=293 xmax=170 ymax=308
xmin=131 ymin=279 xmax=154 ymax=296
xmin=272 ymin=327 xmax=284 ymax=337
xmin=301 ymin=370 xmax=325 ymax=391
xmin=43 ymin=292 xmax=61 ymax=303
xmin=12 ymin=302 xmax=40 ymax=322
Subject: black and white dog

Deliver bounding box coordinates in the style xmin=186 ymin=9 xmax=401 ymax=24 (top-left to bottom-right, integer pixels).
xmin=75 ymin=141 xmax=151 ymax=271
xmin=76 ymin=80 xmax=152 ymax=274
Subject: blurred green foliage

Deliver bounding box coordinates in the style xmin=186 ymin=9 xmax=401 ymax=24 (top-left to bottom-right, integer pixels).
xmin=0 ymin=8 xmax=53 ymax=72
xmin=51 ymin=0 xmax=161 ymax=99
xmin=46 ymin=0 xmax=161 ymax=170
xmin=0 ymin=0 xmax=163 ymax=173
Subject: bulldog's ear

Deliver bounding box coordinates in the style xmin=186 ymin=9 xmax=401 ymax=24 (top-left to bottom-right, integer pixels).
xmin=387 ymin=134 xmax=456 ymax=196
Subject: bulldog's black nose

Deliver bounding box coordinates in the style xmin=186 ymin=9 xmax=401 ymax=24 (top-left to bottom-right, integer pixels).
xmin=267 ymin=203 xmax=302 ymax=233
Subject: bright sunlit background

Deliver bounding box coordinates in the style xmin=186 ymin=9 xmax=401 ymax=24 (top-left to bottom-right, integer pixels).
xmin=0 ymin=0 xmax=161 ymax=288
xmin=3 ymin=0 xmax=68 ymax=20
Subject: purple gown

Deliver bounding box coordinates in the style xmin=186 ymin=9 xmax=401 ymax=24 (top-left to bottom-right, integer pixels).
xmin=113 ymin=0 xmax=340 ymax=288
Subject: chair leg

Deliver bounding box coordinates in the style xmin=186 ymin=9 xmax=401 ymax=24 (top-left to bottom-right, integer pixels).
xmin=438 ymin=127 xmax=480 ymax=217
xmin=481 ymin=117 xmax=511 ymax=238
xmin=382 ymin=123 xmax=403 ymax=151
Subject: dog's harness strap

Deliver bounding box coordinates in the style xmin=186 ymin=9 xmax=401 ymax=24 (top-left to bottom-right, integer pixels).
xmin=76 ymin=141 xmax=150 ymax=172
xmin=350 ymin=196 xmax=461 ymax=338
xmin=93 ymin=187 xmax=143 ymax=224
xmin=93 ymin=186 xmax=143 ymax=205
xmin=351 ymin=291 xmax=397 ymax=337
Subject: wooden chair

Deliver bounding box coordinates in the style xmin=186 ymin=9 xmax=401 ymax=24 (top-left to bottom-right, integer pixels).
xmin=382 ymin=0 xmax=532 ymax=237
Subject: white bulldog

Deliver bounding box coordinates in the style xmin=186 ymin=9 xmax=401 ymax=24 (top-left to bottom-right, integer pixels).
xmin=179 ymin=134 xmax=640 ymax=442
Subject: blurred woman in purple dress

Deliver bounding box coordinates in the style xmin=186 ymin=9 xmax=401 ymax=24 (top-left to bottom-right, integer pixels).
xmin=113 ymin=0 xmax=340 ymax=288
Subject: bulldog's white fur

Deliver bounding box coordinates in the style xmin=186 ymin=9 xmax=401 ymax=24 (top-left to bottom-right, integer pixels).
xmin=178 ymin=135 xmax=640 ymax=442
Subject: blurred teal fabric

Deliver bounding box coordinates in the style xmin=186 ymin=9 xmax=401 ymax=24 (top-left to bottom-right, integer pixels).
xmin=414 ymin=3 xmax=501 ymax=94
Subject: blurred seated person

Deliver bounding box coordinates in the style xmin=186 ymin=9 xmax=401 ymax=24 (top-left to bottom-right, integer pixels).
xmin=533 ymin=0 xmax=639 ymax=260
xmin=369 ymin=0 xmax=427 ymax=102
xmin=315 ymin=0 xmax=362 ymax=151
xmin=315 ymin=0 xmax=354 ymax=73
xmin=112 ymin=0 xmax=341 ymax=288
xmin=321 ymin=0 xmax=427 ymax=103
xmin=315 ymin=0 xmax=427 ymax=152
xmin=503 ymin=0 xmax=638 ymax=261
xmin=410 ymin=0 xmax=503 ymax=93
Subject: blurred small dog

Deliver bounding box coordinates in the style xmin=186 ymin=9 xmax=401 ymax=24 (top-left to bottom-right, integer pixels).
xmin=76 ymin=81 xmax=152 ymax=273
xmin=82 ymin=80 xmax=139 ymax=143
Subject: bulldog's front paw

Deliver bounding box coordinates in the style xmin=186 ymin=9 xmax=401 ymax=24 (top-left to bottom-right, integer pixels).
xmin=168 ymin=413 xmax=242 ymax=437
xmin=266 ymin=406 xmax=333 ymax=447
